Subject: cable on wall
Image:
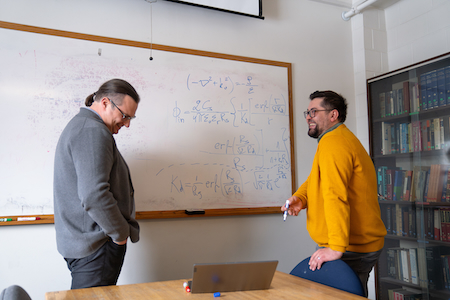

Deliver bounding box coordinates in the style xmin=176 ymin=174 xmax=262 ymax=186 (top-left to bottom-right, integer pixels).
xmin=145 ymin=0 xmax=157 ymax=60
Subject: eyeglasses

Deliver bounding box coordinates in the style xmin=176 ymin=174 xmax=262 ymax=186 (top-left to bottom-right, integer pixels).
xmin=303 ymin=109 xmax=332 ymax=119
xmin=108 ymin=98 xmax=136 ymax=121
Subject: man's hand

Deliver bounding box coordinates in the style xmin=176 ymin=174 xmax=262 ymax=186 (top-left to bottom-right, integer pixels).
xmin=308 ymin=248 xmax=343 ymax=271
xmin=113 ymin=239 xmax=127 ymax=245
xmin=280 ymin=196 xmax=303 ymax=216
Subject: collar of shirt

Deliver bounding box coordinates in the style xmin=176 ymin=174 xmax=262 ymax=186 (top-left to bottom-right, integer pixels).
xmin=81 ymin=106 xmax=101 ymax=119
xmin=317 ymin=122 xmax=343 ymax=143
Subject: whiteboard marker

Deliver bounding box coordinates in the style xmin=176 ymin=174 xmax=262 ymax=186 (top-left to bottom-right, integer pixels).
xmin=283 ymin=200 xmax=289 ymax=222
xmin=17 ymin=217 xmax=41 ymax=221
xmin=0 ymin=218 xmax=12 ymax=222
xmin=183 ymin=281 xmax=191 ymax=292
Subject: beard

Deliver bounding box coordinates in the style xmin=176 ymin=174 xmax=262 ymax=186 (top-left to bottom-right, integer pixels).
xmin=308 ymin=125 xmax=320 ymax=139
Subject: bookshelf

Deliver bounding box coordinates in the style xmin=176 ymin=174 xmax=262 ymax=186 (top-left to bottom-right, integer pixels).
xmin=368 ymin=52 xmax=450 ymax=300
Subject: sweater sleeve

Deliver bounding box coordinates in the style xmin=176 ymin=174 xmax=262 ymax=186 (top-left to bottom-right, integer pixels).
xmin=318 ymin=135 xmax=354 ymax=253
xmin=293 ymin=176 xmax=309 ymax=209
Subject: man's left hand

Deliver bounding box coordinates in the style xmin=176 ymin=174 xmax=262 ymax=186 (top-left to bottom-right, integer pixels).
xmin=309 ymin=248 xmax=343 ymax=271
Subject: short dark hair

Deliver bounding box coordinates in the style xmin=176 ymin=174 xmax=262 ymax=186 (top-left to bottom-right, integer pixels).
xmin=309 ymin=90 xmax=347 ymax=123
xmin=85 ymin=79 xmax=140 ymax=107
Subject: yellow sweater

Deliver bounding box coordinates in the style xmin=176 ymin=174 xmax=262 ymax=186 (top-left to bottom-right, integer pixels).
xmin=294 ymin=124 xmax=386 ymax=253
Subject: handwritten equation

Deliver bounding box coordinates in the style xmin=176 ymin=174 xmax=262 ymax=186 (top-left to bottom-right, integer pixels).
xmin=174 ymin=76 xmax=287 ymax=126
xmin=187 ymin=74 xmax=258 ymax=95
xmin=159 ymin=163 xmax=290 ymax=201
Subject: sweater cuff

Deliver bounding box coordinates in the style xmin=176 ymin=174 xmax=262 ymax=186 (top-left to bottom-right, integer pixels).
xmin=329 ymin=245 xmax=346 ymax=253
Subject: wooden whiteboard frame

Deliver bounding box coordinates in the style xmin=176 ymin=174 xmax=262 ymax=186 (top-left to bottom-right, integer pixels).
xmin=0 ymin=21 xmax=294 ymax=225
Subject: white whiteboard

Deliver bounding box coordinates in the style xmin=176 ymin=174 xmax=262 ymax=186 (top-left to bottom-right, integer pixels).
xmin=0 ymin=23 xmax=293 ymax=217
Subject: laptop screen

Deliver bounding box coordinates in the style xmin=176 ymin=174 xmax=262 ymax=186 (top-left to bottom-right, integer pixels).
xmin=190 ymin=260 xmax=278 ymax=293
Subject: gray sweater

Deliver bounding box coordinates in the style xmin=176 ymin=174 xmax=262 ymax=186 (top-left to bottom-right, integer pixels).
xmin=53 ymin=108 xmax=139 ymax=258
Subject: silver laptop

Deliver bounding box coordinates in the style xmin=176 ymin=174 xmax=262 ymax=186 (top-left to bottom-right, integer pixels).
xmin=190 ymin=260 xmax=278 ymax=293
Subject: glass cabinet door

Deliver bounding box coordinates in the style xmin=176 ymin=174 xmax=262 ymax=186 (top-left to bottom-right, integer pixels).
xmin=368 ymin=52 xmax=450 ymax=300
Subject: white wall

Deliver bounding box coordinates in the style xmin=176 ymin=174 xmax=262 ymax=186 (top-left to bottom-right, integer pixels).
xmin=384 ymin=0 xmax=450 ymax=70
xmin=0 ymin=0 xmax=356 ymax=299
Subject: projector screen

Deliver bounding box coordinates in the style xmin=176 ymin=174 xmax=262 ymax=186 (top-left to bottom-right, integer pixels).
xmin=165 ymin=0 xmax=263 ymax=19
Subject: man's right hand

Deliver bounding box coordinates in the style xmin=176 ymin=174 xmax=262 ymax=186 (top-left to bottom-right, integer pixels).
xmin=281 ymin=196 xmax=303 ymax=216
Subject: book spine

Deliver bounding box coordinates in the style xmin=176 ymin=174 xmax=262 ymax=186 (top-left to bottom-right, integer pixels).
xmin=420 ymin=73 xmax=428 ymax=111
xmin=403 ymin=81 xmax=410 ymax=114
xmin=446 ymin=66 xmax=450 ymax=106
xmin=438 ymin=68 xmax=446 ymax=107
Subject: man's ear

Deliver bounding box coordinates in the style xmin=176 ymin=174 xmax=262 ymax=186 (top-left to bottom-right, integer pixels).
xmin=330 ymin=109 xmax=339 ymax=122
xmin=100 ymin=97 xmax=109 ymax=109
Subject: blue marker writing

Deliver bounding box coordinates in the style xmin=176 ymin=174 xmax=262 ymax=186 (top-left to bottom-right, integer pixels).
xmin=283 ymin=200 xmax=289 ymax=222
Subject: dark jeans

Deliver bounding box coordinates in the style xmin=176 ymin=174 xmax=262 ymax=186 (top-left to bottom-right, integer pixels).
xmin=341 ymin=249 xmax=382 ymax=298
xmin=65 ymin=239 xmax=127 ymax=289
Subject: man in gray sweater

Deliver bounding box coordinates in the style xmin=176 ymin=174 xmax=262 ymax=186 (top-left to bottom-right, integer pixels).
xmin=53 ymin=79 xmax=140 ymax=289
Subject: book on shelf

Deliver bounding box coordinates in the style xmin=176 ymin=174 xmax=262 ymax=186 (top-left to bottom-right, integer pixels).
xmin=409 ymin=205 xmax=417 ymax=238
xmin=389 ymin=90 xmax=396 ymax=116
xmin=403 ymin=81 xmax=411 ymax=115
xmin=387 ymin=247 xmax=424 ymax=289
xmin=418 ymin=207 xmax=450 ymax=242
xmin=375 ymin=165 xmax=450 ymax=203
xmin=392 ymin=122 xmax=399 ymax=154
xmin=433 ymin=118 xmax=441 ymax=150
xmin=403 ymin=170 xmax=413 ymax=201
xmin=380 ymin=92 xmax=386 ymax=118
xmin=426 ymin=164 xmax=449 ymax=202
xmin=425 ymin=207 xmax=434 ymax=239
xmin=398 ymin=88 xmax=404 ymax=115
xmin=426 ymin=70 xmax=437 ymax=110
xmin=381 ymin=122 xmax=391 ymax=155
xmin=393 ymin=170 xmax=405 ymax=201
xmin=411 ymin=81 xmax=420 ymax=113
xmin=417 ymin=247 xmax=428 ymax=288
xmin=387 ymin=168 xmax=395 ymax=201
xmin=409 ymin=248 xmax=419 ymax=285
xmin=423 ymin=169 xmax=431 ymax=202
xmin=400 ymin=248 xmax=411 ymax=282
xmin=382 ymin=205 xmax=416 ymax=238
xmin=379 ymin=80 xmax=424 ymax=118
xmin=378 ymin=166 xmax=402 ymax=201
xmin=387 ymin=247 xmax=398 ymax=280
xmin=431 ymin=70 xmax=438 ymax=109
xmin=435 ymin=209 xmax=441 ymax=241
xmin=381 ymin=205 xmax=392 ymax=234
xmin=427 ymin=119 xmax=433 ymax=151
xmin=380 ymin=118 xmax=450 ymax=156
xmin=420 ymin=73 xmax=428 ymax=111
xmin=396 ymin=204 xmax=403 ymax=237
xmin=442 ymin=254 xmax=450 ymax=290
xmin=392 ymin=289 xmax=425 ymax=300
xmin=441 ymin=208 xmax=450 ymax=242
xmin=415 ymin=206 xmax=450 ymax=241
xmin=446 ymin=66 xmax=450 ymax=106
xmin=377 ymin=166 xmax=388 ymax=199
xmin=426 ymin=246 xmax=450 ymax=290
xmin=411 ymin=166 xmax=430 ymax=202
xmin=438 ymin=67 xmax=446 ymax=108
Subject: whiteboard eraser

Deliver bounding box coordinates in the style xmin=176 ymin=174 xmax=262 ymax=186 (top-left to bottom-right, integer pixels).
xmin=185 ymin=209 xmax=205 ymax=215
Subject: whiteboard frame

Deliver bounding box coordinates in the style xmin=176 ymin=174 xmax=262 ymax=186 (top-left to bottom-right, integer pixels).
xmin=0 ymin=21 xmax=294 ymax=224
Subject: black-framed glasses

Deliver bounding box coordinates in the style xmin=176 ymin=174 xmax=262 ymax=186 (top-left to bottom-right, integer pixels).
xmin=303 ymin=109 xmax=332 ymax=119
xmin=108 ymin=98 xmax=136 ymax=121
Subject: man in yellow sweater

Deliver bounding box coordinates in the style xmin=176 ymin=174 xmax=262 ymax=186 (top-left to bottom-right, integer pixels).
xmin=282 ymin=90 xmax=386 ymax=297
